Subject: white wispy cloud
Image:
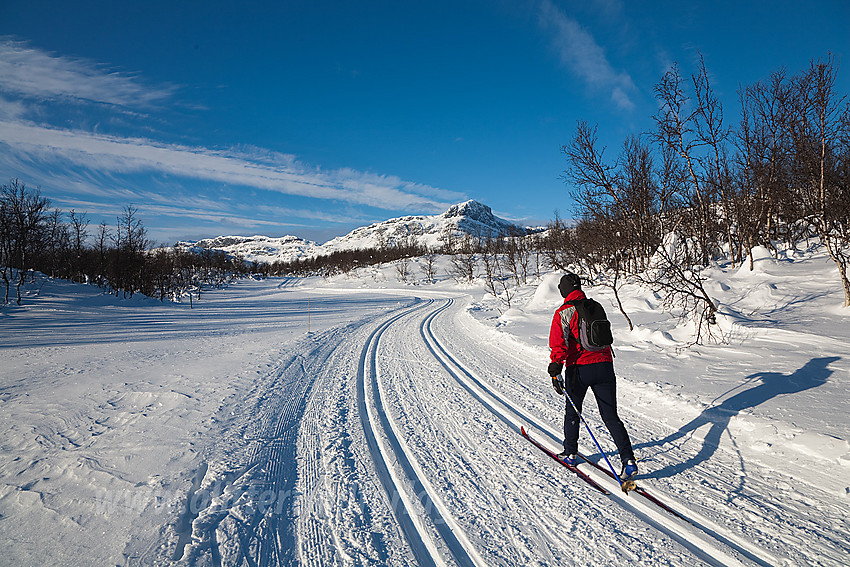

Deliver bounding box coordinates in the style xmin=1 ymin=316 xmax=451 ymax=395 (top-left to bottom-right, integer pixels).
xmin=43 ymin=180 xmax=376 ymax=243
xmin=538 ymin=0 xmax=636 ymax=111
xmin=0 ymin=37 xmax=465 ymax=242
xmin=0 ymin=37 xmax=174 ymax=107
xmin=0 ymin=95 xmax=27 ymax=120
xmin=0 ymin=120 xmax=463 ymax=212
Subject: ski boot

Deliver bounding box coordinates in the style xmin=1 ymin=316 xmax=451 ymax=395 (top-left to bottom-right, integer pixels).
xmin=619 ymin=459 xmax=638 ymax=481
xmin=557 ymin=451 xmax=578 ymax=466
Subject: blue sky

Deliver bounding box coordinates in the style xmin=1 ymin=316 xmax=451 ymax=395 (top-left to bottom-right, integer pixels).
xmin=1 ymin=1 xmax=849 ymax=244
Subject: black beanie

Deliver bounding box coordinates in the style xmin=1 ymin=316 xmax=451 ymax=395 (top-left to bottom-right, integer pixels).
xmin=558 ymin=273 xmax=581 ymax=297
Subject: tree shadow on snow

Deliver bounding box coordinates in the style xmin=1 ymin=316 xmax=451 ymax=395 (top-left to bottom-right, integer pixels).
xmin=636 ymin=356 xmax=839 ymax=480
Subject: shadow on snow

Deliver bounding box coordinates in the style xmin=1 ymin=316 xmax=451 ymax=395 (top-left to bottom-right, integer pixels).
xmin=635 ymin=356 xmax=840 ymax=480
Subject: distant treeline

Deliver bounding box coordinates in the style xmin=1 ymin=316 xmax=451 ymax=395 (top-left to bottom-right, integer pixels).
xmin=0 ymin=177 xmax=552 ymax=307
xmin=0 ymin=183 xmax=249 ymax=306
xmin=260 ymin=227 xmax=553 ymax=310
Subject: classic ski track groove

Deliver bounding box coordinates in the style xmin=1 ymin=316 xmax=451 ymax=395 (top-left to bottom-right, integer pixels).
xmin=295 ymin=308 xmax=408 ymax=567
xmin=420 ymin=298 xmax=783 ymax=567
xmin=357 ymin=298 xmax=486 ymax=567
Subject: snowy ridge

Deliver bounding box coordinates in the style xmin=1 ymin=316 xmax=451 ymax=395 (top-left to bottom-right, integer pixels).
xmin=177 ymin=234 xmax=321 ymax=264
xmin=177 ymin=200 xmax=530 ymax=264
xmin=322 ymin=199 xmax=525 ymax=253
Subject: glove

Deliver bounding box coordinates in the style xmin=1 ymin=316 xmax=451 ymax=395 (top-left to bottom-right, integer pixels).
xmin=552 ymin=376 xmax=565 ymax=395
xmin=547 ymin=361 xmax=564 ymax=377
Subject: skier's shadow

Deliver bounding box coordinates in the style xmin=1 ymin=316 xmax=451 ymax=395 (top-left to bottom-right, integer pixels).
xmin=636 ymin=356 xmax=839 ymax=479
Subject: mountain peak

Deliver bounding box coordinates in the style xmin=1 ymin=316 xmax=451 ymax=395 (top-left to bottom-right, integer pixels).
xmin=181 ymin=200 xmax=527 ymax=264
xmin=442 ymin=200 xmax=492 ymax=219
xmin=321 ymin=200 xmax=522 ymax=253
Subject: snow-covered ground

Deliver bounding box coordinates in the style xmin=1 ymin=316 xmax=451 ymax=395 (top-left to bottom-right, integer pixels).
xmin=1 ymin=244 xmax=849 ymax=566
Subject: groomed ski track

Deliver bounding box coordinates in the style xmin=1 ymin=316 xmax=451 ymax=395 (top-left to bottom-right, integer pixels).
xmin=419 ymin=299 xmax=767 ymax=567
xmin=176 ymin=292 xmax=849 ymax=566
xmin=356 ymin=298 xmax=486 ymax=567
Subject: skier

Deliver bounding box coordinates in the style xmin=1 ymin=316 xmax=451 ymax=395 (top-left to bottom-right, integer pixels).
xmin=547 ymin=273 xmax=638 ymax=481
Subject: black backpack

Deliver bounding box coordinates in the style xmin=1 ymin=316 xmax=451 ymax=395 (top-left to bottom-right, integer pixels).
xmin=566 ymin=298 xmax=613 ymax=351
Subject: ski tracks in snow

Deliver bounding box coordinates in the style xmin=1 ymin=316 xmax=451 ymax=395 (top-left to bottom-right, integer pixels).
xmin=147 ymin=294 xmax=848 ymax=566
xmin=140 ymin=298 xmax=418 ymax=566
xmin=164 ymin=349 xmax=318 ymax=566
xmin=440 ymin=298 xmax=850 ymax=566
xmin=354 ymin=298 xmax=685 ymax=566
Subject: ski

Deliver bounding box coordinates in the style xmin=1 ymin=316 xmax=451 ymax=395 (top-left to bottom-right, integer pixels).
xmin=575 ymin=452 xmax=691 ymax=524
xmin=520 ymin=426 xmax=608 ymax=494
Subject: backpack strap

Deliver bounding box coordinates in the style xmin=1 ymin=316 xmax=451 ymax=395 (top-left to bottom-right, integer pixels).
xmin=561 ymin=301 xmax=581 ymax=347
xmin=559 ymin=303 xmax=577 ymax=343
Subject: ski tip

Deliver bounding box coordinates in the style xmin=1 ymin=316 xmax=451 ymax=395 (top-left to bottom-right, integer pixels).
xmin=520 ymin=425 xmax=527 ymax=435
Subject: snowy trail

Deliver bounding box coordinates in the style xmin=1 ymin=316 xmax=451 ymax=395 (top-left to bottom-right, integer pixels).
xmin=4 ymin=270 xmax=848 ymax=566
xmin=357 ymin=297 xmax=697 ymax=565
xmin=286 ymin=292 xmax=845 ymax=566
xmin=359 ymin=298 xmax=487 ymax=567
xmin=419 ymin=300 xmax=762 ymax=567
xmin=167 ymin=298 xmax=426 ymax=567
xmin=356 ymin=299 xmax=445 ymax=566
xmin=111 ymin=287 xmax=424 ymax=566
xmin=437 ymin=297 xmax=850 ymax=566
xmin=293 ymin=308 xmax=408 ymax=567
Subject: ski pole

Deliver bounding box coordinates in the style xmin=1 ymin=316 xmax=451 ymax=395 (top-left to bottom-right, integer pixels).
xmin=563 ymin=382 xmax=635 ymax=493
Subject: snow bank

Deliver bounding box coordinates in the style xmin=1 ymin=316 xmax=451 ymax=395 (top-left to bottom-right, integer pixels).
xmin=524 ymin=272 xmax=563 ymax=313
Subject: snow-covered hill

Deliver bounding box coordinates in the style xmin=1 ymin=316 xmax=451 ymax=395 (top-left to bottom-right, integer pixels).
xmin=179 ymin=234 xmax=321 ymax=264
xmin=178 ymin=200 xmax=530 ymax=264
xmin=322 ymin=199 xmax=527 ymax=253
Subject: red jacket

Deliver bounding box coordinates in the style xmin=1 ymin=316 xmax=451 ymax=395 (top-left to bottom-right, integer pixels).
xmin=549 ymin=289 xmax=613 ymax=366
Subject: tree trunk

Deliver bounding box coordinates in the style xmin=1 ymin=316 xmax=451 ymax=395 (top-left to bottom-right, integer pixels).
xmin=612 ymin=280 xmax=633 ymax=331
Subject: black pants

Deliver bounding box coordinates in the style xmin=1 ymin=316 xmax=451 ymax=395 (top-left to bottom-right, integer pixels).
xmin=563 ymin=361 xmax=635 ymax=463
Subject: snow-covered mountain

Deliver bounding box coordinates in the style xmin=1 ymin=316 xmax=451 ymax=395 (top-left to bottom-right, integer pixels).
xmin=179 ymin=200 xmax=529 ymax=264
xmin=322 ymin=200 xmax=526 ymax=254
xmin=179 ymin=234 xmax=320 ymax=264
